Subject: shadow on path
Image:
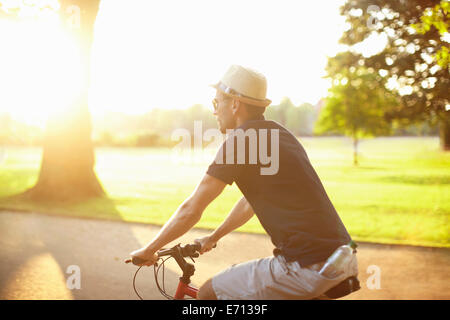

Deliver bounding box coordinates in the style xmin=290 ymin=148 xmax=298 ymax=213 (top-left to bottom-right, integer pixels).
xmin=0 ymin=197 xmax=179 ymax=299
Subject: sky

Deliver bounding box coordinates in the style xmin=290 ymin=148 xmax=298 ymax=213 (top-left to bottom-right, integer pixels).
xmin=0 ymin=0 xmax=353 ymax=126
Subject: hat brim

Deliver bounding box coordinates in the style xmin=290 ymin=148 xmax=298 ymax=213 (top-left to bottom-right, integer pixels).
xmin=209 ymin=83 xmax=271 ymax=107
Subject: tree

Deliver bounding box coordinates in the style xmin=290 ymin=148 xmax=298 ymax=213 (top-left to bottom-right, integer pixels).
xmin=296 ymin=103 xmax=317 ymax=136
xmin=1 ymin=0 xmax=104 ymax=200
xmin=412 ymin=1 xmax=450 ymax=69
xmin=265 ymin=98 xmax=318 ymax=136
xmin=338 ymin=0 xmax=449 ymax=150
xmin=266 ymin=97 xmax=295 ymax=127
xmin=315 ymin=67 xmax=398 ymax=165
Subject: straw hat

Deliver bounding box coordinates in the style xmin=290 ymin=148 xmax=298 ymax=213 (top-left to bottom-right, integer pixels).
xmin=210 ymin=65 xmax=271 ymax=107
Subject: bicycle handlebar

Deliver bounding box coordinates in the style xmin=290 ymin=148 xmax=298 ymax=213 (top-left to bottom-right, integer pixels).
xmin=125 ymin=242 xmax=213 ymax=265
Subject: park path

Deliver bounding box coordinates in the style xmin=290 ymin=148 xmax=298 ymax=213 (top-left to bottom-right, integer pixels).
xmin=0 ymin=211 xmax=449 ymax=300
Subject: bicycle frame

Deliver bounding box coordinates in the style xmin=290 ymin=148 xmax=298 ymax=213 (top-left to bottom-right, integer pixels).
xmin=174 ymin=279 xmax=198 ymax=299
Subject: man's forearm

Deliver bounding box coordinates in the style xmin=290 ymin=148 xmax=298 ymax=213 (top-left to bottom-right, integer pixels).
xmin=145 ymin=198 xmax=201 ymax=252
xmin=142 ymin=174 xmax=226 ymax=253
xmin=210 ymin=197 xmax=254 ymax=242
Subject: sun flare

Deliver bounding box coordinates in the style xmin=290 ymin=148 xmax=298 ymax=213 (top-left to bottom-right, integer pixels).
xmin=0 ymin=15 xmax=82 ymax=128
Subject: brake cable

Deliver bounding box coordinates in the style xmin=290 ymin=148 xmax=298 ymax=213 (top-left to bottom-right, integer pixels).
xmin=132 ymin=256 xmax=173 ymax=300
xmin=132 ymin=266 xmax=144 ymax=300
xmin=154 ymin=257 xmax=174 ymax=300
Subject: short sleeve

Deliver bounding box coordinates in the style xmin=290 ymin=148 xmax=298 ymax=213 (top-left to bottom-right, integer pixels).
xmin=206 ymin=135 xmax=244 ymax=185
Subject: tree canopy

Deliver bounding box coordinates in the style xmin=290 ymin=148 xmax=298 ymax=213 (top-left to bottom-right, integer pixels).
xmin=336 ymin=0 xmax=449 ymax=148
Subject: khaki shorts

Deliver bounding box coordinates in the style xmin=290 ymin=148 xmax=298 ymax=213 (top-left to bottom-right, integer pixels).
xmin=212 ymin=254 xmax=358 ymax=300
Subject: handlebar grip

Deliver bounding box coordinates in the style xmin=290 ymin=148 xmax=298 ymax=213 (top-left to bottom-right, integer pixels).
xmin=131 ymin=256 xmax=148 ymax=266
xmin=179 ymin=243 xmax=201 ymax=257
xmin=157 ymin=248 xmax=175 ymax=257
xmin=192 ymin=242 xmax=202 ymax=251
xmin=190 ymin=242 xmax=216 ymax=253
xmin=192 ymin=242 xmax=217 ymax=250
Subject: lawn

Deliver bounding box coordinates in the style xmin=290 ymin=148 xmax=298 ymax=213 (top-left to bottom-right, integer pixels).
xmin=0 ymin=137 xmax=449 ymax=248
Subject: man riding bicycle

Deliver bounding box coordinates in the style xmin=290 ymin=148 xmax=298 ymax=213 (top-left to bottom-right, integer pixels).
xmin=130 ymin=65 xmax=358 ymax=300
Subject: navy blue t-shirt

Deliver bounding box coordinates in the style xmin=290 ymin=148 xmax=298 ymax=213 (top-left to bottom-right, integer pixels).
xmin=206 ymin=118 xmax=351 ymax=267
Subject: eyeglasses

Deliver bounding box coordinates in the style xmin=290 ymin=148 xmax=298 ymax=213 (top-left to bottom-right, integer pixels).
xmin=212 ymin=99 xmax=218 ymax=111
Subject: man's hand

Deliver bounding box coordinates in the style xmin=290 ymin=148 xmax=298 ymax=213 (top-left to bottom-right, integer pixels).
xmin=129 ymin=247 xmax=159 ymax=266
xmin=195 ymin=235 xmax=217 ymax=254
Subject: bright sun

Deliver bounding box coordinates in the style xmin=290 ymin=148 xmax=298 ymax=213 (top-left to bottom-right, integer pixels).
xmin=0 ymin=13 xmax=82 ymax=128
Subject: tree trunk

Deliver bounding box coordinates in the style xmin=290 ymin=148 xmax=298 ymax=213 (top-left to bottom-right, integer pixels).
xmin=353 ymin=137 xmax=359 ymax=166
xmin=27 ymin=0 xmax=103 ymax=201
xmin=439 ymin=117 xmax=450 ymax=151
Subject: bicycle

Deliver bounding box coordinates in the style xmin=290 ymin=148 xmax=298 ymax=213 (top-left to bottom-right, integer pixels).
xmin=125 ymin=242 xmax=361 ymax=300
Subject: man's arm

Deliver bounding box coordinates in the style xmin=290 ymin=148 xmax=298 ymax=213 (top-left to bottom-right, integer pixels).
xmin=211 ymin=196 xmax=255 ymax=241
xmin=196 ymin=196 xmax=255 ymax=253
xmin=130 ymin=174 xmax=226 ymax=265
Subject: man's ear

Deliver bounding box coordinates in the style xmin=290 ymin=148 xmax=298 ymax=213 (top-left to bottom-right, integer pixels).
xmin=231 ymin=99 xmax=240 ymax=115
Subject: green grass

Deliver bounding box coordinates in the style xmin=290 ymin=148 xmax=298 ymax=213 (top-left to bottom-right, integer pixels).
xmin=1 ymin=137 xmax=449 ymax=248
